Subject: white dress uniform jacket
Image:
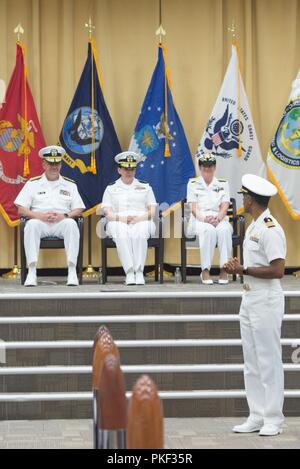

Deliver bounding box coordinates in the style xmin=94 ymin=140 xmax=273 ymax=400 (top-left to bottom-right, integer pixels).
xmin=240 ymin=208 xmax=287 ymax=427
xmin=14 ymin=174 xmax=85 ymax=266
xmin=14 ymin=174 xmax=85 ymax=213
xmin=186 ymin=176 xmax=233 ymax=270
xmin=101 ymin=178 xmax=157 ymax=274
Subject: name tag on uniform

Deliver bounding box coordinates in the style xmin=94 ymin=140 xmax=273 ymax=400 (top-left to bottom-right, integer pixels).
xmin=195 ymin=188 xmax=205 ymax=192
xmin=134 ymin=186 xmax=146 ymax=191
xmin=37 ymin=191 xmax=46 ymax=195
xmin=60 ymin=190 xmax=71 ymax=196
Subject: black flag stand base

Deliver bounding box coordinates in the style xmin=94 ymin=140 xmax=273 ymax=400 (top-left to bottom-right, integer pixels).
xmin=293 ymin=270 xmax=300 ymax=278
xmin=82 ymin=215 xmax=99 ymax=280
xmin=2 ymin=227 xmax=20 ymax=280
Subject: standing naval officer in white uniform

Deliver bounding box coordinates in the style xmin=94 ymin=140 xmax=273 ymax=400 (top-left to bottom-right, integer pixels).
xmin=14 ymin=145 xmax=85 ymax=287
xmin=224 ymin=174 xmax=286 ymax=437
xmin=101 ymin=151 xmax=157 ymax=285
xmin=186 ymin=153 xmax=232 ymax=284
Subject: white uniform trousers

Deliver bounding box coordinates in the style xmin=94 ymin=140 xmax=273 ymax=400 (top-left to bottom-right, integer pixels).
xmin=24 ymin=218 xmax=80 ymax=266
xmin=193 ymin=219 xmax=233 ymax=271
xmin=239 ymin=289 xmax=285 ymax=426
xmin=106 ymin=220 xmax=156 ymax=274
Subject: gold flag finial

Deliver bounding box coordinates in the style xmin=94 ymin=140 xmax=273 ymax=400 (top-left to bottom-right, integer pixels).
xmin=14 ymin=23 xmax=24 ymax=42
xmin=155 ymin=24 xmax=166 ymax=44
xmin=156 ymin=0 xmax=166 ymax=43
xmin=85 ymin=17 xmax=95 ymax=38
xmin=228 ymin=20 xmax=237 ymax=41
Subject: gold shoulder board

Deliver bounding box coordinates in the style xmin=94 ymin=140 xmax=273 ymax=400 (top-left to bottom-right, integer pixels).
xmin=264 ymin=217 xmax=275 ymax=228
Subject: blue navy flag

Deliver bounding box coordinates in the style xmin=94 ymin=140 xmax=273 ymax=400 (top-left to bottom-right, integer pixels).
xmin=59 ymin=39 xmax=120 ymax=214
xmin=129 ymin=45 xmax=194 ymax=207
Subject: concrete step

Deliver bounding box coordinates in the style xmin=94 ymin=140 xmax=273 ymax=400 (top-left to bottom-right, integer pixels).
xmin=0 ymin=291 xmax=299 ymax=317
xmin=1 ymin=365 xmax=300 ymax=393
xmin=2 ymin=340 xmax=299 ymax=366
xmin=1 ymin=315 xmax=300 ymax=341
xmin=0 ymin=294 xmax=242 ymax=316
xmin=0 ymin=390 xmax=299 ymax=419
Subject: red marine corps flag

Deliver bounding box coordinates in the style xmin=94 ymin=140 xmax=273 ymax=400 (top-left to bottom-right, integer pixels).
xmin=0 ymin=42 xmax=45 ymax=227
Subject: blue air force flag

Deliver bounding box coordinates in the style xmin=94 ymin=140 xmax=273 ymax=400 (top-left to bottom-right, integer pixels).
xmin=59 ymin=39 xmax=120 ymax=214
xmin=195 ymin=45 xmax=266 ymax=211
xmin=267 ymin=70 xmax=300 ymax=220
xmin=129 ymin=45 xmax=194 ymax=207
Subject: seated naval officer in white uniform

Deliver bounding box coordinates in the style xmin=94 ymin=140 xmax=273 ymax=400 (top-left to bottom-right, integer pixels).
xmin=14 ymin=145 xmax=85 ymax=287
xmin=101 ymin=151 xmax=157 ymax=286
xmin=224 ymin=174 xmax=286 ymax=437
xmin=186 ymin=153 xmax=232 ymax=284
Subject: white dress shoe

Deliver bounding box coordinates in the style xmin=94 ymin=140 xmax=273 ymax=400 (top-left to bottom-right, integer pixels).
xmin=233 ymin=420 xmax=263 ymax=433
xmin=67 ymin=271 xmax=79 ymax=286
xmin=218 ymin=277 xmax=229 ymax=285
xmin=125 ymin=271 xmax=136 ymax=285
xmin=135 ymin=271 xmax=145 ymax=285
xmin=24 ymin=272 xmax=37 ymax=287
xmin=200 ymin=272 xmax=213 ymax=285
xmin=259 ymin=424 xmax=283 ymax=436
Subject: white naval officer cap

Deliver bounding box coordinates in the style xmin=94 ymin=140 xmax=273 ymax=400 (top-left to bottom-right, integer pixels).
xmin=198 ymin=153 xmax=216 ymax=166
xmin=114 ymin=151 xmax=142 ymax=168
xmin=38 ymin=145 xmax=65 ymax=163
xmin=238 ymin=174 xmax=277 ymax=197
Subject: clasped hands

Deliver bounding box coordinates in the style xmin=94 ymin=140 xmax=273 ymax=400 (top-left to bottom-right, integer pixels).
xmin=118 ymin=215 xmax=141 ymax=225
xmin=223 ymin=257 xmax=244 ymax=275
xmin=204 ymin=215 xmax=220 ymax=227
xmin=39 ymin=212 xmax=65 ymax=223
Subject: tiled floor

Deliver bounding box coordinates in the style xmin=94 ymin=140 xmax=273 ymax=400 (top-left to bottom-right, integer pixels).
xmin=0 ymin=418 xmax=299 ymax=449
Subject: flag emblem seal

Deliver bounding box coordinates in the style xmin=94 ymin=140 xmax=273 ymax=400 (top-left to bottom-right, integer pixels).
xmin=134 ymin=125 xmax=159 ymax=155
xmin=62 ymin=106 xmax=104 ymax=155
xmin=270 ymin=99 xmax=300 ymax=169
xmin=201 ymin=103 xmax=253 ymax=161
xmin=0 ymin=115 xmax=37 ymax=155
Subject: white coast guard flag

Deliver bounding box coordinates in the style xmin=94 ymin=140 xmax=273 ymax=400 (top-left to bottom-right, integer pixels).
xmin=267 ymin=70 xmax=300 ymax=220
xmin=195 ymin=45 xmax=265 ymax=211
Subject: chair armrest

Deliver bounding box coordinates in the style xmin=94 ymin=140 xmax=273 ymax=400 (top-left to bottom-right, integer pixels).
xmin=20 ymin=217 xmax=27 ymax=234
xmin=74 ymin=216 xmax=84 ymax=236
xmin=158 ymin=210 xmax=163 ymax=239
xmin=74 ymin=215 xmax=84 ymax=223
xmin=232 ymin=214 xmax=245 ymax=239
xmin=237 ymin=214 xmax=245 ymax=240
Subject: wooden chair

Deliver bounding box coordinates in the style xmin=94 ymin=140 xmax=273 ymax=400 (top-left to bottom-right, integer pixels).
xmin=100 ymin=209 xmax=164 ymax=284
xmin=20 ymin=216 xmax=84 ymax=285
xmin=181 ymin=198 xmax=245 ymax=283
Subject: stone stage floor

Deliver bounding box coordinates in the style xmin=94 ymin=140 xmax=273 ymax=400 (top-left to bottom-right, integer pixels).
xmin=0 ymin=274 xmax=300 ymax=295
xmin=0 ymin=418 xmax=299 ymax=449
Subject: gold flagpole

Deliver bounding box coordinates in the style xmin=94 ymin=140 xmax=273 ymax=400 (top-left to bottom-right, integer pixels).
xmin=146 ymin=0 xmax=173 ymax=281
xmin=82 ymin=17 xmax=99 ymax=280
xmin=2 ymin=24 xmax=25 ymax=280
xmin=228 ymin=20 xmax=242 ymax=158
